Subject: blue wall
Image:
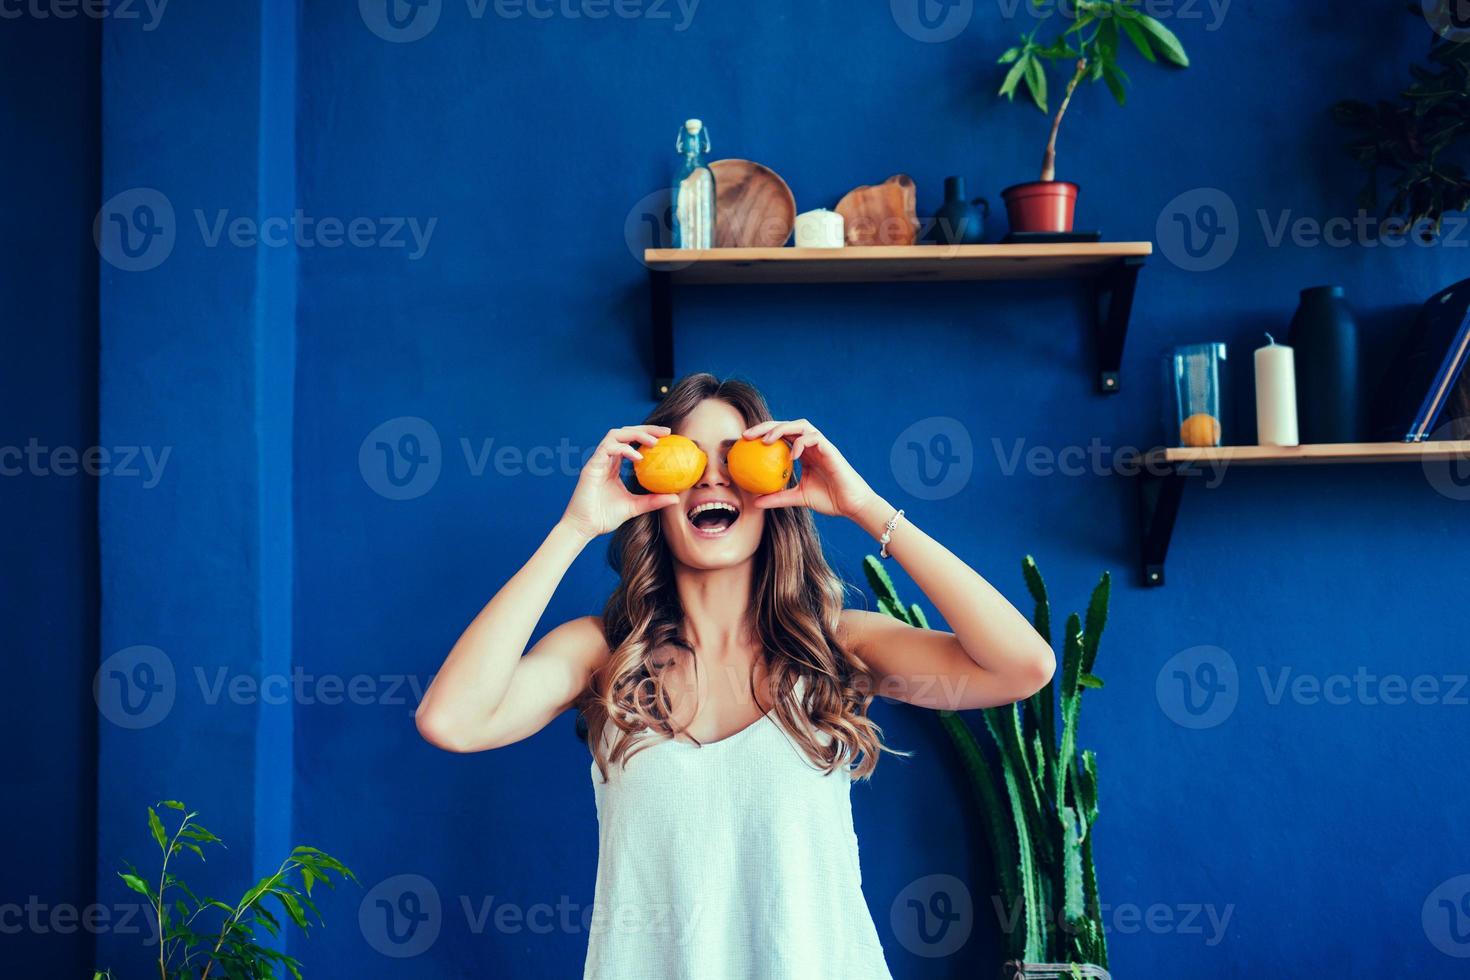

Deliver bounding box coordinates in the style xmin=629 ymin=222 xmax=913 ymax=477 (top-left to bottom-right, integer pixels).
xmin=2 ymin=13 xmax=100 ymax=978
xmin=57 ymin=1 xmax=1470 ymax=977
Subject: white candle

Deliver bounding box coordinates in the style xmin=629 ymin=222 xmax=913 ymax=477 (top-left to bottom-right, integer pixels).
xmin=794 ymin=209 xmax=844 ymax=248
xmin=1254 ymin=333 xmax=1299 ymax=447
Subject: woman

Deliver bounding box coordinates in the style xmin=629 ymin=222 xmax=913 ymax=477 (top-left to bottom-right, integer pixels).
xmin=416 ymin=374 xmax=1054 ymax=979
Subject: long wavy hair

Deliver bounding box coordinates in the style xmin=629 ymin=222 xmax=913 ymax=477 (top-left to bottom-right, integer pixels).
xmin=577 ymin=373 xmax=892 ymax=781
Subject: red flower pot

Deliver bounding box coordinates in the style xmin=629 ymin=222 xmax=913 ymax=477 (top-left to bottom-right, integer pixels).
xmin=1001 ymin=180 xmax=1079 ymax=234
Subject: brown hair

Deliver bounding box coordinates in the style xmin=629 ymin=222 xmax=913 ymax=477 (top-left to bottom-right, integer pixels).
xmin=577 ymin=373 xmax=892 ymax=781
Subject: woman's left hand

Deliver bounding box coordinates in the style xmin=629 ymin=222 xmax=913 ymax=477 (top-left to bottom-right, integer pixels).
xmin=741 ymin=419 xmax=877 ymax=519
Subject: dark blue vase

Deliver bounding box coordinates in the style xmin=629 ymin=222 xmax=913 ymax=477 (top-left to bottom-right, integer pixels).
xmin=930 ymin=176 xmax=990 ymax=245
xmin=1288 ymin=285 xmax=1361 ymax=443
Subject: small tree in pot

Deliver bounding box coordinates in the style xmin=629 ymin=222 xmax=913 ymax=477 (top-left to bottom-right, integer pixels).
xmin=996 ymin=1 xmax=1190 ymax=234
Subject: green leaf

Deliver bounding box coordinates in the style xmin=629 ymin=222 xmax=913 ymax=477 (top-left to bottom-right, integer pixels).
xmin=148 ymin=807 xmax=168 ymax=853
xmin=1135 ymin=12 xmax=1189 ymax=67
xmin=1000 ymin=54 xmax=1030 ymax=102
xmin=160 ymin=800 xmax=187 ymax=811
xmin=1024 ymin=55 xmax=1049 ymax=113
xmin=1021 ymin=555 xmax=1052 ymax=646
xmin=998 ymin=45 xmax=1022 ymax=64
xmin=1078 ymin=672 xmax=1105 ymax=689
xmin=1103 ymin=61 xmax=1129 ymax=106
xmin=908 ymin=603 xmax=930 ymax=629
xmin=118 ymin=872 xmax=154 ymax=901
xmin=1117 ymin=14 xmax=1157 ymax=63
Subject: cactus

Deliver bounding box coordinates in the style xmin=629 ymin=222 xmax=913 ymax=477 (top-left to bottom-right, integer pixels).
xmin=864 ymin=554 xmax=1111 ymax=969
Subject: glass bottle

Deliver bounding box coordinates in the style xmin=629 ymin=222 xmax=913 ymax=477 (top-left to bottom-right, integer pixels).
xmin=672 ymin=119 xmax=715 ymax=249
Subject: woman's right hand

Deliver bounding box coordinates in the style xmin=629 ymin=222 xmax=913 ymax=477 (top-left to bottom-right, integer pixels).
xmin=560 ymin=425 xmax=682 ymax=540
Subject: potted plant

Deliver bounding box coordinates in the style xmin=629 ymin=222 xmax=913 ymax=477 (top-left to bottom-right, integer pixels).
xmin=866 ymin=555 xmax=1113 ymax=975
xmin=1332 ymin=0 xmax=1470 ymax=240
xmin=996 ymin=1 xmax=1190 ymax=234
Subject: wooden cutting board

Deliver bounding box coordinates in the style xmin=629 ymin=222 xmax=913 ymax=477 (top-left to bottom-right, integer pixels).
xmin=835 ymin=174 xmax=919 ymax=246
xmin=710 ymin=159 xmax=796 ymax=248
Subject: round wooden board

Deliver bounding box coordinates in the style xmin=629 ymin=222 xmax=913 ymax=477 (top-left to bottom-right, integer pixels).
xmin=710 ymin=159 xmax=796 ymax=248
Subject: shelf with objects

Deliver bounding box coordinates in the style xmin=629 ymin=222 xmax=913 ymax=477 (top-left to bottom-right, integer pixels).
xmin=643 ymin=243 xmax=1151 ymax=399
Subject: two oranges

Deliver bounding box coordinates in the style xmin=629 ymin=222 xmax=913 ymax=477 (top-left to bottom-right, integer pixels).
xmin=633 ymin=435 xmax=794 ymax=495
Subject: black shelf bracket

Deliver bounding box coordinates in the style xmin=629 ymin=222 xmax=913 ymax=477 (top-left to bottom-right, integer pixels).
xmin=1094 ymin=255 xmax=1144 ymax=395
xmin=650 ymin=270 xmax=674 ymax=400
xmin=1137 ymin=464 xmax=1188 ymax=587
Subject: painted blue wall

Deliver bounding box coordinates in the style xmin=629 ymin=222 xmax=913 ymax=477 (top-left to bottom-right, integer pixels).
xmin=2 ymin=13 xmax=100 ymax=978
xmin=64 ymin=1 xmax=1470 ymax=978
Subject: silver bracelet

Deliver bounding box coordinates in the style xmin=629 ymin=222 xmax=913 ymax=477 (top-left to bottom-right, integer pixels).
xmin=879 ymin=509 xmax=905 ymax=559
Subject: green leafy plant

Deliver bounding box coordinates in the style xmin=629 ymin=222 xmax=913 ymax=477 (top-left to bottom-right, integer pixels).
xmin=95 ymin=801 xmax=357 ymax=980
xmin=997 ymin=1 xmax=1190 ymax=181
xmin=865 ymin=554 xmax=1111 ymax=969
xmin=1331 ymin=1 xmax=1470 ymax=239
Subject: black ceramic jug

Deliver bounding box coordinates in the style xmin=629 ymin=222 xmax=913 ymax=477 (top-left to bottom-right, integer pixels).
xmin=930 ymin=176 xmax=990 ymax=245
xmin=1287 ymin=285 xmax=1360 ymax=443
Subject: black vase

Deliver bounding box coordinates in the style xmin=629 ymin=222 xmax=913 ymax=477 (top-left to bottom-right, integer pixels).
xmin=930 ymin=176 xmax=990 ymax=245
xmin=1287 ymin=285 xmax=1360 ymax=443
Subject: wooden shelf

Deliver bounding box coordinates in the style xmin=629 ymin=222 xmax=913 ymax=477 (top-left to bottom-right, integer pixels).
xmin=644 ymin=243 xmax=1153 ymax=284
xmin=1138 ymin=440 xmax=1470 ymax=587
xmin=644 ymin=243 xmax=1152 ymax=398
xmin=1151 ymin=440 xmax=1470 ymax=466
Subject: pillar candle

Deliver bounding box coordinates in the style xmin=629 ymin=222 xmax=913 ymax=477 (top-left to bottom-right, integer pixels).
xmin=1255 ymin=333 xmax=1299 ymax=447
xmin=794 ymin=209 xmax=844 ymax=248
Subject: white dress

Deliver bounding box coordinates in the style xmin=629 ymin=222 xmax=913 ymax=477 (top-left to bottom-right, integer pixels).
xmin=584 ymin=701 xmax=893 ymax=980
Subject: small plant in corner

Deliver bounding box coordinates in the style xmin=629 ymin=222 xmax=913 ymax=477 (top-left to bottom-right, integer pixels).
xmin=995 ymin=0 xmax=1190 ymax=234
xmin=93 ymin=801 xmax=357 ymax=980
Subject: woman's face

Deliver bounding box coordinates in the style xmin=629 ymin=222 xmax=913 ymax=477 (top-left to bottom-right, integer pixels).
xmin=658 ymin=398 xmax=766 ymax=571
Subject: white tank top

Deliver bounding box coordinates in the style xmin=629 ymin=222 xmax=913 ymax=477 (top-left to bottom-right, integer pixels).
xmin=585 ymin=698 xmax=893 ymax=980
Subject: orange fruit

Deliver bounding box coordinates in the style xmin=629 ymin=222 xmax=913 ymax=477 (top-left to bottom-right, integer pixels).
xmin=1180 ymin=413 xmax=1221 ymax=448
xmin=727 ymin=438 xmax=794 ymax=495
xmin=633 ymin=434 xmax=707 ymax=493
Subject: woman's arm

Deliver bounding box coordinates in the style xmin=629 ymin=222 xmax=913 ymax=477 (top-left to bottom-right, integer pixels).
xmin=415 ymin=425 xmax=681 ymax=752
xmin=744 ymin=418 xmax=1055 ymax=712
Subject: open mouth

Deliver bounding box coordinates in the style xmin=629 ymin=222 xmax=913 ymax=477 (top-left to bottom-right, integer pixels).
xmin=686 ymin=500 xmax=741 ymax=538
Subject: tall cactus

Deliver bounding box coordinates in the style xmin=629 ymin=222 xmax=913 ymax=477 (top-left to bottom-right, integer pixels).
xmin=862 ymin=555 xmax=1111 ymax=969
